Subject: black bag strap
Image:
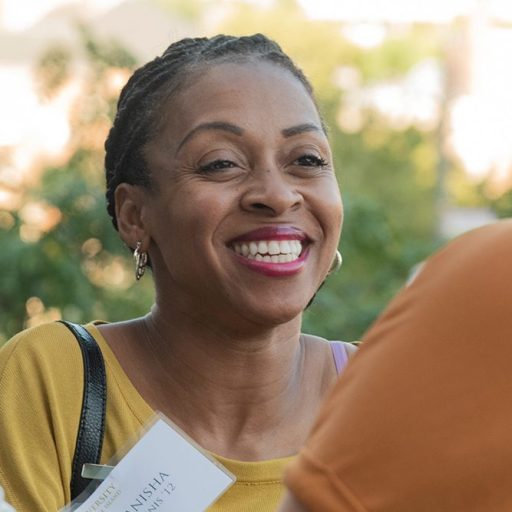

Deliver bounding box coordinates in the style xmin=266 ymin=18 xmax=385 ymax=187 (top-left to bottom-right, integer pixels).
xmin=59 ymin=321 xmax=107 ymax=501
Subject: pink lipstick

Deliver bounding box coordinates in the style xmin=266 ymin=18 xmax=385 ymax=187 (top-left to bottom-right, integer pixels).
xmin=229 ymin=226 xmax=310 ymax=277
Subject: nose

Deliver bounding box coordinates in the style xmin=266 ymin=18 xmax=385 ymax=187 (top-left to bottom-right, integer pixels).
xmin=240 ymin=168 xmax=303 ymax=216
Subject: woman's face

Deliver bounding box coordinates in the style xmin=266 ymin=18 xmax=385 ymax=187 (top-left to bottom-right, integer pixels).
xmin=141 ymin=60 xmax=343 ymax=329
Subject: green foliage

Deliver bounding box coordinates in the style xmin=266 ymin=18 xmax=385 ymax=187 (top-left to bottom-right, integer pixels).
xmin=0 ymin=31 xmax=151 ymax=344
xmin=35 ymin=45 xmax=72 ymax=100
xmin=0 ymin=148 xmax=155 ymax=342
xmin=492 ymin=187 xmax=512 ymax=218
xmin=79 ymin=25 xmax=138 ymax=71
xmin=352 ymin=25 xmax=441 ymax=82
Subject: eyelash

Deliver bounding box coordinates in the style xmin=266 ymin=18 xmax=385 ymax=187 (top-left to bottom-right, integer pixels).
xmin=295 ymin=154 xmax=328 ymax=167
xmin=198 ymin=159 xmax=236 ymax=173
xmin=197 ymin=154 xmax=328 ymax=173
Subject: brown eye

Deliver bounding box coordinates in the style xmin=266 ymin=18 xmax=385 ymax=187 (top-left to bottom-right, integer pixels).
xmin=198 ymin=159 xmax=237 ymax=173
xmin=295 ymin=154 xmax=328 ymax=167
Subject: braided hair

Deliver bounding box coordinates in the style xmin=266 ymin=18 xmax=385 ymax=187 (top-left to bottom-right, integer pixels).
xmin=104 ymin=33 xmax=316 ymax=230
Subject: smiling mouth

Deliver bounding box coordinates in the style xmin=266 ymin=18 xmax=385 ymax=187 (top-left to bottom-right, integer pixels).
xmin=232 ymin=239 xmax=304 ymax=263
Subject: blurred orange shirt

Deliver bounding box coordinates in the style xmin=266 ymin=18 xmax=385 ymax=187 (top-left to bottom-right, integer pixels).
xmin=284 ymin=219 xmax=512 ymax=512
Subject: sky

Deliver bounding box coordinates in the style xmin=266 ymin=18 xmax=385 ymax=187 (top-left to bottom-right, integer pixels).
xmin=0 ymin=0 xmax=123 ymax=31
xmin=3 ymin=0 xmax=512 ymax=32
xmin=298 ymin=0 xmax=512 ymax=22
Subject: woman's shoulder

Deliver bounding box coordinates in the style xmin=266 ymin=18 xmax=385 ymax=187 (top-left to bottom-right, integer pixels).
xmin=0 ymin=321 xmax=92 ymax=380
xmin=0 ymin=322 xmax=91 ymax=511
xmin=301 ymin=333 xmax=359 ymax=356
xmin=334 ymin=340 xmax=359 ymax=356
xmin=2 ymin=321 xmax=75 ymax=357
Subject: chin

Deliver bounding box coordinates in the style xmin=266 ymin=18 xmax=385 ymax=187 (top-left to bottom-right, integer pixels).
xmin=238 ymin=300 xmax=307 ymax=329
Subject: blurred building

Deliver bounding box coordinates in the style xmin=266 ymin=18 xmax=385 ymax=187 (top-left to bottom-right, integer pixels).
xmin=0 ymin=0 xmax=196 ymax=209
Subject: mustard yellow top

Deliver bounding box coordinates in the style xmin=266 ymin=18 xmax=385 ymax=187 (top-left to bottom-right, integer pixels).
xmin=0 ymin=322 xmax=293 ymax=512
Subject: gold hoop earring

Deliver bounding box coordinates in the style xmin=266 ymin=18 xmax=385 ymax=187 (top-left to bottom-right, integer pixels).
xmin=133 ymin=241 xmax=148 ymax=281
xmin=328 ymin=250 xmax=342 ymax=275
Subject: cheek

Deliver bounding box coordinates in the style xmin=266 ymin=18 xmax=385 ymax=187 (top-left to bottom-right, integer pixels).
xmin=167 ymin=189 xmax=234 ymax=242
xmin=335 ymin=197 xmax=344 ymax=232
xmin=314 ymin=182 xmax=343 ymax=234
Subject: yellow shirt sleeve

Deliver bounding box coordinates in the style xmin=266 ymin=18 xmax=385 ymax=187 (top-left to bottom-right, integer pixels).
xmin=0 ymin=322 xmax=84 ymax=511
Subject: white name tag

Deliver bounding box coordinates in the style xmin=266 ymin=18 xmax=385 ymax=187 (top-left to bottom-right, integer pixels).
xmin=64 ymin=415 xmax=235 ymax=512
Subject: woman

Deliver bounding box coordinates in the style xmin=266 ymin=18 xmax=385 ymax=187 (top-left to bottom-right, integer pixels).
xmin=0 ymin=34 xmax=354 ymax=511
xmin=280 ymin=220 xmax=512 ymax=512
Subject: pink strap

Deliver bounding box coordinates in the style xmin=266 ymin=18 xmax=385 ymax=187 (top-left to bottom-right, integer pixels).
xmin=330 ymin=342 xmax=349 ymax=375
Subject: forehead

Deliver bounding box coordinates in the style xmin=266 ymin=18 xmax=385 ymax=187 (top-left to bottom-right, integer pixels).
xmin=159 ymin=60 xmax=322 ymax=140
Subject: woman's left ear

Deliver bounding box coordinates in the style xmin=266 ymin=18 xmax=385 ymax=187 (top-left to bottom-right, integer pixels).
xmin=114 ymin=183 xmax=150 ymax=250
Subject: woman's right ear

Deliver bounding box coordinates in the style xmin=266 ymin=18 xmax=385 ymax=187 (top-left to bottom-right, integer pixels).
xmin=114 ymin=184 xmax=149 ymax=250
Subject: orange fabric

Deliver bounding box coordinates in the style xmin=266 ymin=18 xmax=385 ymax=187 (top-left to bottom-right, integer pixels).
xmin=285 ymin=219 xmax=512 ymax=511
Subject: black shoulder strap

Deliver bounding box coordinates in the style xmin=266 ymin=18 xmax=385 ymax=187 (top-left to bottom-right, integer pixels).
xmin=59 ymin=321 xmax=107 ymax=501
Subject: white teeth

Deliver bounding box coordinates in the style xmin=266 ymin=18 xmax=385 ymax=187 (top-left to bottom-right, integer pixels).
xmin=268 ymin=241 xmax=280 ymax=255
xmin=258 ymin=241 xmax=268 ymax=254
xmin=280 ymin=240 xmax=291 ymax=253
xmin=233 ymin=239 xmax=304 ymax=262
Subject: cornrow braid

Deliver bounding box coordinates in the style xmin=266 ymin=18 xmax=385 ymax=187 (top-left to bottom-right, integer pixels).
xmin=104 ymin=33 xmax=316 ymax=230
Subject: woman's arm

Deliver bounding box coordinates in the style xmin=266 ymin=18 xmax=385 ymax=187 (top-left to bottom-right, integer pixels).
xmin=0 ymin=323 xmax=83 ymax=510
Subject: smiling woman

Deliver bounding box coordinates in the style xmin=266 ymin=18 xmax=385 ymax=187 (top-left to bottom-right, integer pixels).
xmin=0 ymin=34 xmax=355 ymax=512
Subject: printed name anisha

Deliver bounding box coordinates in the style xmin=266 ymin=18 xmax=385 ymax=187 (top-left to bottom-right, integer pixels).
xmin=124 ymin=472 xmax=174 ymax=512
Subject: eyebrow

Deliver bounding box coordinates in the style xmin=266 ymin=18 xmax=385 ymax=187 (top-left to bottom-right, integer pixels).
xmin=281 ymin=123 xmax=324 ymax=138
xmin=176 ymin=121 xmax=325 ymax=154
xmin=176 ymin=122 xmax=244 ymax=153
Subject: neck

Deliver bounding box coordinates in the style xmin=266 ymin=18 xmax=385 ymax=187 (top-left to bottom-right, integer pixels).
xmin=135 ymin=305 xmax=311 ymax=459
xmin=146 ymin=302 xmax=304 ymax=393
